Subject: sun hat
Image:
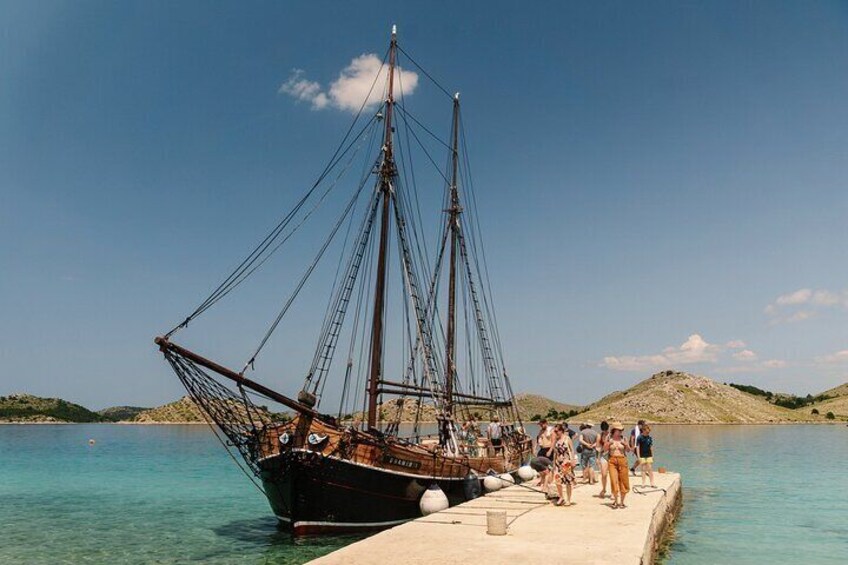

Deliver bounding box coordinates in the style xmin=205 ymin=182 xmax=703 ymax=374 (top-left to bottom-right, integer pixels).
xmin=583 ymin=421 xmax=594 ymax=428
xmin=610 ymin=421 xmax=624 ymax=431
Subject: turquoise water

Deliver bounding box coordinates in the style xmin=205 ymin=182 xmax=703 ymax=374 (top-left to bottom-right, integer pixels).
xmin=1 ymin=424 xmax=846 ymax=563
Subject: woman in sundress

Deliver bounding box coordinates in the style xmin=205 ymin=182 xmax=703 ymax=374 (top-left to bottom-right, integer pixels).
xmin=551 ymin=423 xmax=576 ymax=506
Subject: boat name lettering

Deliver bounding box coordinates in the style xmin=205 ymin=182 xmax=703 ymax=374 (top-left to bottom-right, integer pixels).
xmin=382 ymin=455 xmax=421 ymax=470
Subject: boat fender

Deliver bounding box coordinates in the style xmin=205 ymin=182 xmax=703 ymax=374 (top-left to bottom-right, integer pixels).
xmin=483 ymin=472 xmax=502 ymax=492
xmin=279 ymin=432 xmax=291 ymax=446
xmin=463 ymin=472 xmax=482 ymax=501
xmin=419 ymin=484 xmax=449 ymax=516
xmin=517 ymin=465 xmax=536 ymax=482
xmin=499 ymin=472 xmax=515 ymax=486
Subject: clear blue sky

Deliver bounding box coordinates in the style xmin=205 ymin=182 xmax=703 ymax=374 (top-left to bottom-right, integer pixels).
xmin=2 ymin=1 xmax=848 ymax=409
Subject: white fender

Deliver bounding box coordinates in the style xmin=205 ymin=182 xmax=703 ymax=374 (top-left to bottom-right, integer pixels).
xmin=419 ymin=484 xmax=449 ymax=516
xmin=483 ymin=474 xmax=502 ymax=492
xmin=517 ymin=465 xmax=536 ymax=481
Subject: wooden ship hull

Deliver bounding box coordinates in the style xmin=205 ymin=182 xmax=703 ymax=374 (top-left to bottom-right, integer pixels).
xmin=256 ymin=417 xmax=531 ymax=535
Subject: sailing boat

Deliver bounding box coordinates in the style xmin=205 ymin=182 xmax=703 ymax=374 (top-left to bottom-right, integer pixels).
xmin=155 ymin=26 xmax=531 ymax=535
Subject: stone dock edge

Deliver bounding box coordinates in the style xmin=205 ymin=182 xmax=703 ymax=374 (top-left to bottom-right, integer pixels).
xmin=308 ymin=472 xmax=683 ymax=565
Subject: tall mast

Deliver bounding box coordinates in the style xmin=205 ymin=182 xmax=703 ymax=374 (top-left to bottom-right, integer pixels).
xmin=445 ymin=93 xmax=461 ymax=418
xmin=367 ymin=25 xmax=398 ymax=429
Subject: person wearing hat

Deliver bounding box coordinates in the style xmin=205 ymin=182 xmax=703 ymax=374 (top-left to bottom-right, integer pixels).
xmin=578 ymin=421 xmax=599 ymax=485
xmin=603 ymin=421 xmax=631 ymax=509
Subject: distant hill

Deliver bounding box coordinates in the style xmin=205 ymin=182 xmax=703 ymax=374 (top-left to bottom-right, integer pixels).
xmin=820 ymin=383 xmax=848 ymax=398
xmin=98 ymin=406 xmax=149 ymax=422
xmin=805 ymin=382 xmax=848 ymax=420
xmin=0 ymin=394 xmax=102 ymax=423
xmin=344 ymin=394 xmax=581 ymax=424
xmin=514 ymin=393 xmax=583 ymax=421
xmin=133 ymin=396 xmax=208 ymax=423
xmin=133 ymin=396 xmax=290 ymax=424
xmin=347 ymin=399 xmax=438 ymax=423
xmin=574 ymin=370 xmax=815 ymax=424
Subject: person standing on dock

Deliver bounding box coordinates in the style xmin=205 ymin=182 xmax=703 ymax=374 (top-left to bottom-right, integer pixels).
xmin=578 ymin=422 xmax=599 ymax=485
xmin=630 ymin=419 xmax=646 ymax=476
xmin=635 ymin=424 xmax=657 ymax=488
xmin=597 ymin=420 xmax=611 ymax=499
xmin=605 ymin=421 xmax=631 ymax=509
xmin=552 ymin=424 xmax=576 ymax=506
xmin=535 ymin=419 xmax=554 ymax=492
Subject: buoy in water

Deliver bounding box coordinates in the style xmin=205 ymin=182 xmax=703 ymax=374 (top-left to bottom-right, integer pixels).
xmin=517 ymin=465 xmax=536 ymax=481
xmin=499 ymin=473 xmax=515 ymax=486
xmin=88 ymin=439 xmax=96 ymax=445
xmin=483 ymin=473 xmax=502 ymax=492
xmin=419 ymin=484 xmax=449 ymax=516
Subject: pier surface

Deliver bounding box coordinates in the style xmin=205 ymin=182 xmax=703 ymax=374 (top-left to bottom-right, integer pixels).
xmin=309 ymin=471 xmax=681 ymax=565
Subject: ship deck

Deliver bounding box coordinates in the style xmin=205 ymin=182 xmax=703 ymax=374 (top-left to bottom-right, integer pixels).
xmin=308 ymin=471 xmax=681 ymax=565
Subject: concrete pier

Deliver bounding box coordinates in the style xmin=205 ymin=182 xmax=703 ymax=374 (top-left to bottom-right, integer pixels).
xmin=309 ymin=471 xmax=681 ymax=565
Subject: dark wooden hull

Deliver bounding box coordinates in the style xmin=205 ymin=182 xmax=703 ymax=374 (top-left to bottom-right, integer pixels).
xmin=259 ymin=449 xmax=478 ymax=535
xmin=255 ymin=417 xmax=531 ymax=536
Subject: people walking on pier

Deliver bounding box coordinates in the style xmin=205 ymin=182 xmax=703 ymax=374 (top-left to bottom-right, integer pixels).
xmin=578 ymin=422 xmax=599 ymax=485
xmin=629 ymin=419 xmax=645 ymax=476
xmin=552 ymin=423 xmax=575 ymax=506
xmin=597 ymin=420 xmax=610 ymax=499
xmin=635 ymin=424 xmax=656 ymax=488
xmin=535 ymin=419 xmax=554 ymax=491
xmin=605 ymin=421 xmax=631 ymax=509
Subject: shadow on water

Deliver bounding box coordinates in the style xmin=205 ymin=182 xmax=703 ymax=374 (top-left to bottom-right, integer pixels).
xmin=212 ymin=516 xmax=366 ymax=564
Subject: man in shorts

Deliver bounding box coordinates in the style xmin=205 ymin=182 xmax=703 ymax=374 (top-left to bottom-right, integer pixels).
xmin=578 ymin=422 xmax=599 ymax=484
xmin=630 ymin=419 xmax=646 ymax=476
xmin=535 ymin=419 xmax=554 ymax=491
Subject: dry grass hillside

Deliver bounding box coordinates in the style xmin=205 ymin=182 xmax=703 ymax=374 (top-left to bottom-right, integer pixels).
xmin=806 ymin=382 xmax=848 ymax=419
xmin=513 ymin=393 xmax=583 ymax=420
xmin=347 ymin=399 xmax=439 ymax=423
xmin=132 ymin=396 xmax=288 ymax=424
xmin=575 ymin=370 xmax=816 ymax=424
xmin=133 ymin=396 xmax=206 ymax=423
xmin=345 ymin=394 xmax=578 ymax=423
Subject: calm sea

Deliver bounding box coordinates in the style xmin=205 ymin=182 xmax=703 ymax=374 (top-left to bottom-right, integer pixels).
xmin=0 ymin=424 xmax=846 ymax=564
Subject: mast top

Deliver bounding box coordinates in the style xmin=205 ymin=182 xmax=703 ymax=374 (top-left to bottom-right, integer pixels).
xmin=454 ymin=92 xmax=460 ymax=101
xmin=392 ymin=24 xmax=397 ymax=37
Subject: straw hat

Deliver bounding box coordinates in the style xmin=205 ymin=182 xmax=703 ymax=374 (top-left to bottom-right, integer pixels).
xmin=610 ymin=421 xmax=624 ymax=431
xmin=583 ymin=421 xmax=594 ymax=428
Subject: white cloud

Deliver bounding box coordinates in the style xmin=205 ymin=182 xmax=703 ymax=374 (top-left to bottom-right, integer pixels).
xmin=601 ymin=335 xmax=789 ymax=373
xmin=733 ymin=349 xmax=758 ymax=362
xmin=776 ymin=288 xmax=812 ymax=306
xmin=279 ymin=70 xmax=329 ymax=110
xmin=765 ymin=288 xmax=848 ymax=324
xmin=815 ymin=350 xmax=848 ymax=364
xmin=600 ymin=334 xmax=719 ymax=372
xmin=279 ymin=54 xmax=418 ymax=113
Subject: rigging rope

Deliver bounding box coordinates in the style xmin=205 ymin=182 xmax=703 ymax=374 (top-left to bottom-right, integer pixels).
xmin=165 ymin=49 xmax=390 ymax=338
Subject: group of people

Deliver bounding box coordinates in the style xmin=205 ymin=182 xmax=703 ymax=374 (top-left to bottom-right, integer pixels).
xmin=458 ymin=415 xmax=505 ymax=457
xmin=533 ymin=418 xmax=656 ymax=509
